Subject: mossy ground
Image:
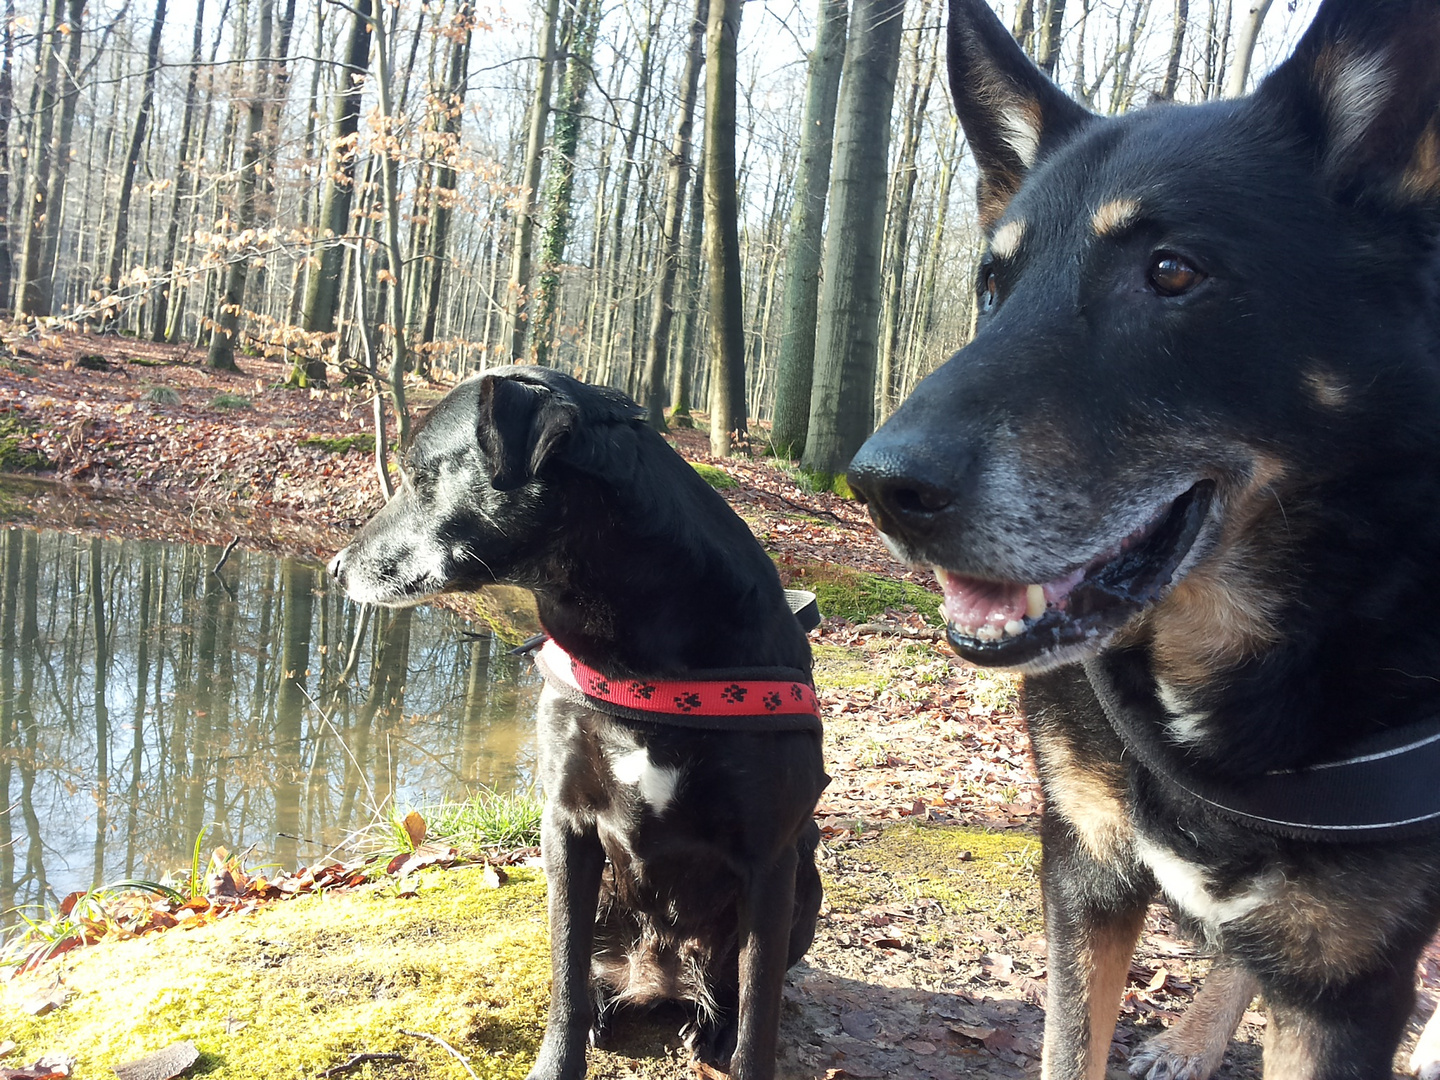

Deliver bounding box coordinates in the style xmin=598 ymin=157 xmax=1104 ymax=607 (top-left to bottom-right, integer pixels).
xmin=299 ymin=434 xmax=378 ymax=455
xmin=2 ymin=867 xmax=553 ymax=1080
xmin=0 ymin=413 xmax=49 ymax=471
xmin=823 ymin=823 xmax=1042 ymax=938
xmin=782 ymin=562 xmax=940 ymax=624
xmin=688 ymin=462 xmax=737 ymax=490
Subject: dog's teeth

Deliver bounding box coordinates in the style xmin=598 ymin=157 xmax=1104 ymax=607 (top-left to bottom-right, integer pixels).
xmin=974 ymin=624 xmax=1002 ymax=642
xmin=1026 ymin=584 xmax=1046 ymax=619
xmin=1004 ymin=619 xmax=1025 ymax=638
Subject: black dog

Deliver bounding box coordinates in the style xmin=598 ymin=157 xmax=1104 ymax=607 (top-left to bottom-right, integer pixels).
xmin=329 ymin=366 xmax=826 ymax=1080
xmin=848 ymin=0 xmax=1440 ymax=1076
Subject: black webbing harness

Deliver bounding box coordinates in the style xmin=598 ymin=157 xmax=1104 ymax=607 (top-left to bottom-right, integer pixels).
xmin=1084 ymin=649 xmax=1440 ymax=842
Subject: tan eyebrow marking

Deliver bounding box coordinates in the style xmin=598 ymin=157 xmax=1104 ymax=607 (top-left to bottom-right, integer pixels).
xmin=989 ymin=219 xmax=1027 ymax=259
xmin=1091 ymin=196 xmax=1143 ymax=237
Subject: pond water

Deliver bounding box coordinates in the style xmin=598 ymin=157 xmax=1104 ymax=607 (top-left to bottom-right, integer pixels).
xmin=0 ymin=524 xmax=542 ymax=924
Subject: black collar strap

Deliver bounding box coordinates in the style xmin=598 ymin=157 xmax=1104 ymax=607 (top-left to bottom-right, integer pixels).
xmin=1084 ymin=649 xmax=1440 ymax=842
xmin=534 ymin=640 xmax=823 ymax=735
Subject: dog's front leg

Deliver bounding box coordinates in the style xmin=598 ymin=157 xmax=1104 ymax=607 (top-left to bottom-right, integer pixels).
xmin=730 ymin=844 xmax=799 ymax=1080
xmin=529 ymin=806 xmax=606 ymax=1080
xmin=1041 ymin=815 xmax=1151 ymax=1080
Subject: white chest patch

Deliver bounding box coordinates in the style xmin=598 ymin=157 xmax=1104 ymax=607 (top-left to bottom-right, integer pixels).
xmin=610 ymin=747 xmax=681 ymax=814
xmin=1155 ymin=678 xmax=1210 ymax=746
xmin=1135 ymin=837 xmax=1279 ymax=927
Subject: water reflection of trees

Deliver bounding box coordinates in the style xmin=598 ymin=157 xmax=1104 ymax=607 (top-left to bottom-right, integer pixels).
xmin=0 ymin=527 xmax=540 ymax=925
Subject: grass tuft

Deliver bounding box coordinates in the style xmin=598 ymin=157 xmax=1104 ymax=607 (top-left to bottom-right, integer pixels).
xmin=351 ymin=789 xmax=545 ymax=865
xmin=145 ymin=385 xmax=180 ymax=405
xmin=209 ymin=393 xmax=251 ymax=410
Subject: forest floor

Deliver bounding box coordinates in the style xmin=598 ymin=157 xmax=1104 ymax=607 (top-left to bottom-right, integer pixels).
xmin=0 ymin=331 xmax=1429 ymax=1078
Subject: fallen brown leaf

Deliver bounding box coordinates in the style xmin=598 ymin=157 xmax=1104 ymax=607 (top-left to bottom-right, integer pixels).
xmin=402 ymin=810 xmax=427 ymax=850
xmin=22 ymin=989 xmax=67 ymax=1016
xmin=110 ymin=1041 xmax=200 ymax=1080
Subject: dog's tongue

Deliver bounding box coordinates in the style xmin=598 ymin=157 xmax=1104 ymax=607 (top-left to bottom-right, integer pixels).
xmin=936 ymin=570 xmax=1026 ymax=630
xmin=934 ymin=566 xmax=1086 ymax=635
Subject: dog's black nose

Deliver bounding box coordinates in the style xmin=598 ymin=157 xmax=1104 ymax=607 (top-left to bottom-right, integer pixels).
xmin=847 ymin=437 xmax=973 ymax=539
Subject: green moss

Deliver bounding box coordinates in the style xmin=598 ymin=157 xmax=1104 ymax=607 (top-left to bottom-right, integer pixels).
xmin=1 ymin=867 xmax=552 ymax=1079
xmin=299 ymin=434 xmax=377 ymax=455
xmin=812 ymin=643 xmax=884 ymax=691
xmin=468 ymin=585 xmax=542 ymax=645
xmin=781 ymin=561 xmax=941 ymax=625
xmin=826 ymin=824 xmax=1042 ymax=934
xmin=210 ymin=394 xmax=252 ymax=410
xmin=688 ymin=462 xmax=736 ymax=490
xmin=127 ymin=356 xmax=166 ymax=367
xmin=0 ymin=414 xmax=49 ymax=472
xmin=794 ymin=469 xmax=851 ymax=498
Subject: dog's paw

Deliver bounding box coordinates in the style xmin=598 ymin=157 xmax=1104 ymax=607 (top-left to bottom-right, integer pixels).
xmin=1127 ymin=1033 xmax=1225 ymax=1080
xmin=682 ymin=1017 xmax=737 ymax=1070
xmin=1410 ymin=1008 xmax=1440 ymax=1078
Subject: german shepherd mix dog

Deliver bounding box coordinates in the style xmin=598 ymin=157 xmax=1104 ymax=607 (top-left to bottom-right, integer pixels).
xmin=846 ymin=0 xmax=1440 ymax=1076
xmin=329 ymin=366 xmax=827 ymax=1080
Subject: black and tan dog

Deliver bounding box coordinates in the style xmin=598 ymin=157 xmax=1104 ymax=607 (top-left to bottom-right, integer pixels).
xmin=847 ymin=0 xmax=1440 ymax=1076
xmin=329 ymin=366 xmax=826 ymax=1080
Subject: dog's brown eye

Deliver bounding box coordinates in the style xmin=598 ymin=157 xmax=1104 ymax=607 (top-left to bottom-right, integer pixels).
xmin=1148 ymin=252 xmax=1203 ymax=296
xmin=981 ymin=271 xmax=999 ymax=311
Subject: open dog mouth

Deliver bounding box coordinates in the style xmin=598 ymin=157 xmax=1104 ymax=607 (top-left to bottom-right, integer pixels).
xmin=936 ymin=481 xmax=1215 ymax=667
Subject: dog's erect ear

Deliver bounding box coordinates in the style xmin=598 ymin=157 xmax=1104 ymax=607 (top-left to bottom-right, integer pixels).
xmin=475 ymin=374 xmax=575 ymax=490
xmin=1255 ymin=0 xmax=1440 ymax=207
xmin=947 ymin=0 xmax=1093 ymax=229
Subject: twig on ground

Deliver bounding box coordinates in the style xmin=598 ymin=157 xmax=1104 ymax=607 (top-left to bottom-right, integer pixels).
xmin=398 ymin=1029 xmax=479 ymax=1080
xmin=769 ymin=490 xmax=852 ymax=525
xmin=212 ymin=536 xmax=241 ymax=574
xmin=317 ymin=1052 xmax=408 ymax=1078
xmin=854 ymin=622 xmax=945 ymax=641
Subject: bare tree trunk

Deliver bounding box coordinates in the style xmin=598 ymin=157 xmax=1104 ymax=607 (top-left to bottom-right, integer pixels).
xmin=0 ymin=0 xmax=16 ymax=314
xmin=207 ymin=0 xmax=273 ymax=371
xmin=801 ymin=0 xmax=905 ymax=480
xmin=151 ymin=0 xmax=206 ymax=340
xmin=533 ymin=0 xmax=600 ymax=368
xmin=32 ymin=0 xmax=86 ymax=319
xmin=639 ymin=0 xmax=706 ymax=429
xmin=878 ymin=5 xmax=935 ymax=422
xmin=97 ymin=0 xmax=168 ymax=320
xmin=500 ymin=0 xmax=560 ymax=361
xmin=704 ymin=0 xmax=747 ymax=456
xmin=15 ymin=0 xmax=76 ymax=318
xmin=1036 ymin=0 xmax=1067 ymax=78
xmin=670 ymin=129 xmax=705 ymax=428
xmin=769 ymin=0 xmax=848 ymax=459
xmin=596 ymin=1 xmax=660 ymax=383
xmin=370 ymin=0 xmax=411 ymax=448
xmin=418 ymin=2 xmax=474 ymax=349
xmin=1012 ymin=0 xmax=1035 ymax=53
xmin=297 ymin=0 xmax=373 ymax=382
xmin=1160 ymin=0 xmax=1189 ymax=100
xmin=1225 ymin=0 xmax=1272 ymax=97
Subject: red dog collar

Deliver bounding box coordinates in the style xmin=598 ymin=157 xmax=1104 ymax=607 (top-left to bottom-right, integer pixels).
xmin=534 ymin=639 xmax=822 ymax=733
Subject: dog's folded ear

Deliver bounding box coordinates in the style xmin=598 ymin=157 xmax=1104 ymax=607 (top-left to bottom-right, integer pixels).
xmin=1256 ymin=0 xmax=1440 ymax=208
xmin=476 ymin=374 xmax=575 ymax=490
xmin=946 ymin=0 xmax=1093 ymax=229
